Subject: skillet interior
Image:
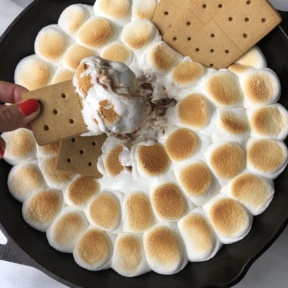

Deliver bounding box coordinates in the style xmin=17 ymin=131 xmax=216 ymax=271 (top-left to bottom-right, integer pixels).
xmin=0 ymin=1 xmax=288 ymax=287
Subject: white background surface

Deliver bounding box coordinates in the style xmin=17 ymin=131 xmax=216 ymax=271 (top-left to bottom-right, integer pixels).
xmin=0 ymin=0 xmax=288 ymax=287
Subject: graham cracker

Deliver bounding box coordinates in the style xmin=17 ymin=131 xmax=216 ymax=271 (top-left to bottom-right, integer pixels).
xmin=57 ymin=135 xmax=107 ymax=178
xmin=188 ymin=0 xmax=232 ymax=24
xmin=213 ymin=0 xmax=282 ymax=52
xmin=163 ymin=9 xmax=205 ymax=55
xmin=176 ymin=20 xmax=243 ymax=69
xmin=160 ymin=0 xmax=281 ymax=69
xmin=23 ymin=80 xmax=88 ymax=146
xmin=152 ymin=0 xmax=192 ymax=34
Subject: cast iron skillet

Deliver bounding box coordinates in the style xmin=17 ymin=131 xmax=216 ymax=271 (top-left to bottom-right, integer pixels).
xmin=0 ymin=1 xmax=288 ymax=287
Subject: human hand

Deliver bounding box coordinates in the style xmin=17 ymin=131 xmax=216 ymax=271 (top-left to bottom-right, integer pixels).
xmin=0 ymin=81 xmax=40 ymax=159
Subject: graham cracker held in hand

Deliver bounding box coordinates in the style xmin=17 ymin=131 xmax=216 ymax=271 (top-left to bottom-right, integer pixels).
xmin=57 ymin=135 xmax=107 ymax=178
xmin=154 ymin=0 xmax=281 ymax=69
xmin=23 ymin=80 xmax=88 ymax=146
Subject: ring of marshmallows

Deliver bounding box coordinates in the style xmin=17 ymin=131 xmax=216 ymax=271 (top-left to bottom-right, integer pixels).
xmin=3 ymin=0 xmax=288 ymax=277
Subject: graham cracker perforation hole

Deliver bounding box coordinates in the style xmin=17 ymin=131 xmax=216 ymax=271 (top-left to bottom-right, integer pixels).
xmin=67 ymin=158 xmax=71 ymax=163
xmin=44 ymin=125 xmax=49 ymax=131
xmin=173 ymin=37 xmax=177 ymax=41
xmin=228 ymin=17 xmax=233 ymax=22
xmin=246 ymin=0 xmax=251 ymax=4
xmin=243 ymin=33 xmax=248 ymax=39
xmin=262 ymin=18 xmax=266 ymax=23
xmin=186 ymin=22 xmax=191 ymax=26
xmin=225 ymin=50 xmax=230 ymax=54
xmin=88 ymin=162 xmax=92 ymax=167
xmin=69 ymin=119 xmax=75 ymax=124
xmin=195 ymin=48 xmax=200 ymax=52
xmin=245 ymin=18 xmax=249 ymax=22
xmin=218 ymin=4 xmax=222 ymax=8
xmin=164 ymin=11 xmax=169 ymax=15
xmin=53 ymin=109 xmax=58 ymax=115
xmin=202 ymin=4 xmax=207 ymax=9
xmin=92 ymin=142 xmax=96 ymax=146
xmin=209 ymin=63 xmax=214 ymax=67
xmin=61 ymin=93 xmax=66 ymax=99
xmin=210 ymin=49 xmax=214 ymax=53
xmin=210 ymin=33 xmax=215 ymax=38
xmin=71 ymin=138 xmax=76 ymax=142
xmin=187 ymin=37 xmax=191 ymax=41
xmin=80 ymin=150 xmax=84 ymax=155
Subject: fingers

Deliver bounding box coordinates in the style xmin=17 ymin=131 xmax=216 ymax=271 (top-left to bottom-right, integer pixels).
xmin=0 ymin=81 xmax=28 ymax=104
xmin=0 ymin=99 xmax=40 ymax=132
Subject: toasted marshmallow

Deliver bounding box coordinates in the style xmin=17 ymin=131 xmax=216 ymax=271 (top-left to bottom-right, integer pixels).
xmin=85 ymin=191 xmax=123 ymax=233
xmin=221 ymin=172 xmax=274 ymax=215
xmin=34 ymin=25 xmax=71 ymax=66
xmin=228 ymin=63 xmax=251 ymax=76
xmin=247 ymin=104 xmax=288 ymax=140
xmin=73 ymin=226 xmax=113 ymax=271
xmin=37 ymin=142 xmax=60 ymax=158
xmin=58 ymin=4 xmax=92 ymax=37
xmin=112 ymin=233 xmax=151 ymax=277
xmin=132 ymin=0 xmax=157 ymax=20
xmin=102 ymin=142 xmax=125 ymax=177
xmin=135 ymin=142 xmax=171 ymax=178
xmin=38 ymin=156 xmax=75 ymax=190
xmin=63 ymin=44 xmax=96 ymax=71
xmin=51 ymin=67 xmax=74 ymax=84
xmin=205 ymin=70 xmax=243 ymax=107
xmin=164 ymin=128 xmax=211 ymax=163
xmin=171 ymin=60 xmax=206 ymax=87
xmin=104 ymin=145 xmax=124 ymax=177
xmin=240 ymin=69 xmax=281 ymax=108
xmin=203 ymin=194 xmax=253 ymax=244
xmin=177 ymin=208 xmax=222 ymax=261
xmin=150 ymin=182 xmax=187 ymax=222
xmin=2 ymin=129 xmax=37 ymax=166
xmin=176 ymin=160 xmax=219 ymax=206
xmin=101 ymin=41 xmax=133 ymax=65
xmin=172 ymin=93 xmax=215 ymax=130
xmin=64 ymin=176 xmax=100 ymax=210
xmin=143 ymin=223 xmax=188 ymax=275
xmin=14 ymin=55 xmax=54 ymax=90
xmin=47 ymin=207 xmax=88 ymax=253
xmin=235 ymin=46 xmax=267 ymax=69
xmin=123 ymin=192 xmax=154 ymax=233
xmin=22 ymin=189 xmax=63 ymax=232
xmin=77 ymin=16 xmax=118 ymax=51
xmin=144 ymin=41 xmax=183 ymax=73
xmin=8 ymin=162 xmax=47 ymax=202
xmin=94 ymin=0 xmax=131 ymax=26
xmin=121 ymin=20 xmax=159 ymax=51
xmin=212 ymin=107 xmax=250 ymax=144
xmin=205 ymin=142 xmax=246 ymax=182
xmin=246 ymin=138 xmax=288 ymax=179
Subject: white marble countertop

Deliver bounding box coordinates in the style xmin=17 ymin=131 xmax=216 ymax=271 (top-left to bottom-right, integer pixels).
xmin=0 ymin=0 xmax=288 ymax=287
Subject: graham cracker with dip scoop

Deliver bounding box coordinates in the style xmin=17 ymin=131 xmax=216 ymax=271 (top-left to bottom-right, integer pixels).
xmin=23 ymin=80 xmax=106 ymax=177
xmin=153 ymin=0 xmax=281 ymax=69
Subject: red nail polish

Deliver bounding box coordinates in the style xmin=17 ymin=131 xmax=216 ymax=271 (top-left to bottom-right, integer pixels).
xmin=19 ymin=99 xmax=39 ymax=116
xmin=0 ymin=147 xmax=4 ymax=158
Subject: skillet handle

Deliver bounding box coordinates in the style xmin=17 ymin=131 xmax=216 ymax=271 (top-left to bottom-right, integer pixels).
xmin=0 ymin=222 xmax=39 ymax=268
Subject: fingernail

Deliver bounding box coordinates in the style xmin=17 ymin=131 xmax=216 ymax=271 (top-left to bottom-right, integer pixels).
xmin=0 ymin=146 xmax=4 ymax=158
xmin=18 ymin=99 xmax=39 ymax=116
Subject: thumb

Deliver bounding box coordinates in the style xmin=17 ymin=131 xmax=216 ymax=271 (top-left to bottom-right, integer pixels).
xmin=0 ymin=99 xmax=40 ymax=132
